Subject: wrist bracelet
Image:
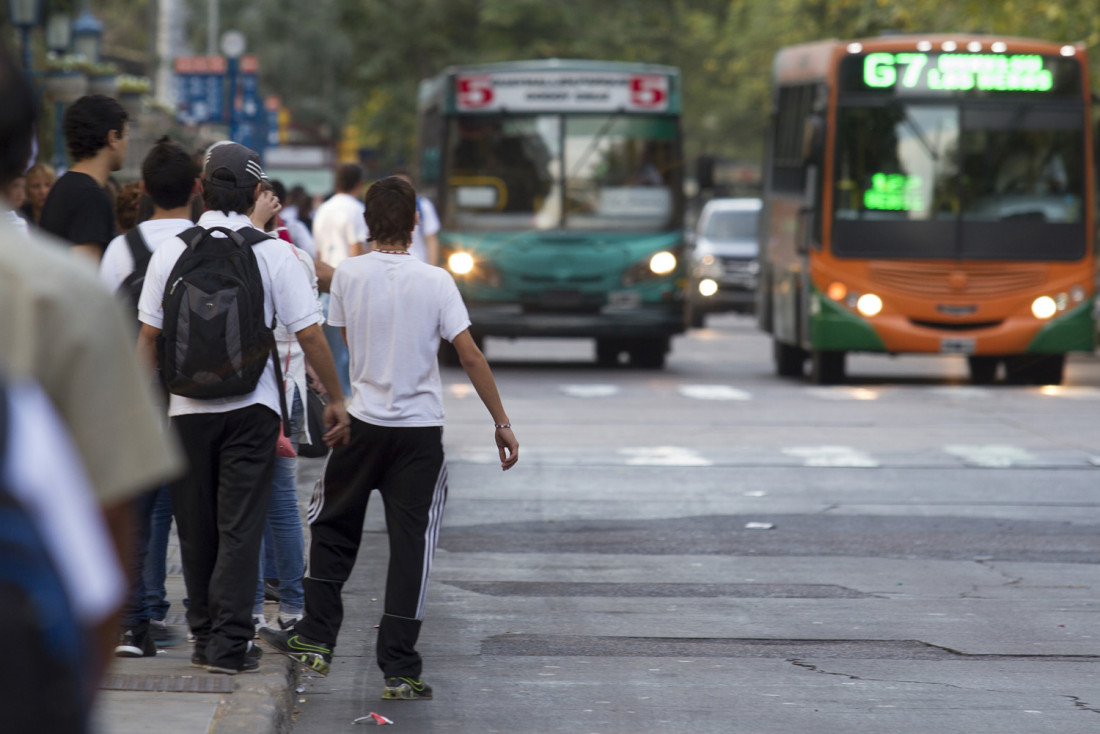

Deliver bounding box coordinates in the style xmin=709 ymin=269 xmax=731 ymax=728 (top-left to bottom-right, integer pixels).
xmin=494 ymin=423 xmax=511 ymax=429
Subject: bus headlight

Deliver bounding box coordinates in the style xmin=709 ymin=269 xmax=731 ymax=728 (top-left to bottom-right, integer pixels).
xmin=448 ymin=252 xmax=475 ymax=275
xmin=1031 ymin=296 xmax=1057 ymax=319
xmin=650 ymin=251 xmax=677 ymax=275
xmin=698 ymin=279 xmax=719 ymax=297
xmin=856 ymin=293 xmax=883 ymax=317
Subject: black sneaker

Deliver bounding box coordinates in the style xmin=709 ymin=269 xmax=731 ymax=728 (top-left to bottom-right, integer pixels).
xmin=259 ymin=627 xmax=332 ymax=676
xmin=205 ymin=642 xmax=262 ymax=675
xmin=190 ymin=649 xmax=207 ymax=668
xmin=264 ymin=580 xmax=281 ymax=602
xmin=115 ymin=623 xmax=157 ymax=658
xmin=382 ymin=676 xmax=433 ymax=700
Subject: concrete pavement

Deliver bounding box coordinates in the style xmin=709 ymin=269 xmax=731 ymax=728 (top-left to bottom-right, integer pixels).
xmin=91 ymin=526 xmax=300 ymax=734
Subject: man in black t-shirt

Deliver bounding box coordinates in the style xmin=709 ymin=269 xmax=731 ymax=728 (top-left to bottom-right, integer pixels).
xmin=40 ymin=95 xmax=129 ymax=263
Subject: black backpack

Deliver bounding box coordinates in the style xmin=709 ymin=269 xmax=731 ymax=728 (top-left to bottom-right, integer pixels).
xmin=158 ymin=225 xmax=285 ymax=405
xmin=117 ymin=226 xmax=152 ymax=318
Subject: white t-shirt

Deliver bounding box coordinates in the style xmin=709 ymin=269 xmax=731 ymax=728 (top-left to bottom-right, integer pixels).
xmin=312 ymin=192 xmax=366 ymax=268
xmin=329 ymin=252 xmax=471 ymax=427
xmin=98 ymin=218 xmax=194 ymax=291
xmin=4 ymin=378 xmax=124 ymax=625
xmin=137 ymin=210 xmax=323 ymax=418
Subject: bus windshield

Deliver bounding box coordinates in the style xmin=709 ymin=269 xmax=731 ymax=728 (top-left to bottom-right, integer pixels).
xmin=445 ymin=114 xmax=679 ymax=231
xmin=832 ymin=101 xmax=1085 ymax=259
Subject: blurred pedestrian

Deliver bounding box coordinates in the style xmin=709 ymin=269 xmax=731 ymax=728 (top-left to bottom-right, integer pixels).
xmin=99 ymin=137 xmax=202 ymax=655
xmin=114 ymin=180 xmax=144 ymax=235
xmin=136 ymin=141 xmax=348 ymax=675
xmin=5 ymin=172 xmax=26 ymax=211
xmin=40 ymin=94 xmax=129 ymax=263
xmin=20 ymin=162 xmax=56 ymax=225
xmin=261 ymin=176 xmax=518 ymax=701
xmin=311 ymin=163 xmax=366 ymax=396
xmin=0 ymin=40 xmax=184 ymax=698
xmin=276 ymin=180 xmax=316 ymax=257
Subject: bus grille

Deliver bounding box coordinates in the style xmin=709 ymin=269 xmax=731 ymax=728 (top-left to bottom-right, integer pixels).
xmin=910 ymin=319 xmax=1003 ymax=332
xmin=868 ymin=263 xmax=1046 ymax=297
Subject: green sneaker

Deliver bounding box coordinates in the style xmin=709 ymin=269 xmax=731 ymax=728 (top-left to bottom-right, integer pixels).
xmin=258 ymin=627 xmax=332 ymax=676
xmin=382 ymin=676 xmax=433 ymax=700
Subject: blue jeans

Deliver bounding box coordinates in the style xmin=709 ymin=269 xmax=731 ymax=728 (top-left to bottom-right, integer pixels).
xmin=254 ymin=389 xmax=306 ymax=615
xmin=143 ymin=484 xmax=174 ymax=621
xmin=321 ymin=293 xmax=352 ymax=398
xmin=121 ymin=488 xmax=157 ymax=627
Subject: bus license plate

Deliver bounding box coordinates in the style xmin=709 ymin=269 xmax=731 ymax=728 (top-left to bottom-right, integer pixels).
xmin=941 ymin=337 xmax=975 ymax=354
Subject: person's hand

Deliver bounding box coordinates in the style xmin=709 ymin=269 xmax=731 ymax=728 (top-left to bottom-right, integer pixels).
xmin=322 ymin=398 xmax=350 ymax=447
xmin=495 ymin=426 xmax=518 ymax=471
xmin=251 ymin=189 xmax=281 ymax=230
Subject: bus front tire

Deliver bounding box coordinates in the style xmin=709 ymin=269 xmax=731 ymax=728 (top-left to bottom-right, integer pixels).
xmin=774 ymin=339 xmax=806 ymax=377
xmin=811 ymin=350 xmax=846 ymax=385
xmin=629 ymin=339 xmax=668 ymax=369
xmin=1005 ymin=354 xmax=1065 ymax=386
xmin=967 ymin=356 xmax=999 ymax=385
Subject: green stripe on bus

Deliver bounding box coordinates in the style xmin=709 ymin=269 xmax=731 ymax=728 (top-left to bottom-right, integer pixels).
xmin=808 ymin=286 xmax=888 ymax=352
xmin=1026 ymin=299 xmax=1097 ymax=353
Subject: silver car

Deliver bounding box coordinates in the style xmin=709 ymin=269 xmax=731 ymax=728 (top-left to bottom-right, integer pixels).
xmin=686 ymin=198 xmax=761 ymax=327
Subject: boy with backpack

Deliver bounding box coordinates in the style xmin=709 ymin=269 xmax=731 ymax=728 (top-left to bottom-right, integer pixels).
xmin=261 ymin=176 xmax=518 ymax=700
xmin=99 ymin=136 xmax=201 ymax=657
xmin=136 ymin=141 xmax=349 ymax=675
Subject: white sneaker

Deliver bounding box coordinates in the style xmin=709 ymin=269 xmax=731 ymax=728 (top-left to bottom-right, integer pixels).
xmin=252 ymin=614 xmax=267 ymax=638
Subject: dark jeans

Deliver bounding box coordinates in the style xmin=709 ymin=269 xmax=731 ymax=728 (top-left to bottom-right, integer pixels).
xmin=171 ymin=404 xmax=279 ymax=669
xmin=120 ymin=488 xmax=158 ymax=628
xmin=142 ymin=484 xmax=173 ymax=621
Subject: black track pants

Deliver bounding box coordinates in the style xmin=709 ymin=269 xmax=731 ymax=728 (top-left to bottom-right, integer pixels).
xmin=170 ymin=404 xmax=278 ymax=669
xmin=298 ymin=418 xmax=447 ymax=678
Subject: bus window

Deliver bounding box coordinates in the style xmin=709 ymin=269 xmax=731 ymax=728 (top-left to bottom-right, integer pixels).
xmin=958 ymin=108 xmax=1084 ymax=224
xmin=447 ymin=115 xmax=561 ymax=230
xmin=834 ymin=104 xmax=959 ymax=222
xmin=563 ymin=116 xmax=678 ymax=231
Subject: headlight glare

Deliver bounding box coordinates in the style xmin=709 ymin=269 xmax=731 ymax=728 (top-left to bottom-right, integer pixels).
xmin=448 ymin=252 xmax=475 ymax=275
xmin=649 ymin=251 xmax=677 ymax=275
xmin=699 ymin=279 xmax=718 ymax=297
xmin=1032 ymin=296 xmax=1057 ymax=319
xmin=856 ymin=293 xmax=883 ymax=317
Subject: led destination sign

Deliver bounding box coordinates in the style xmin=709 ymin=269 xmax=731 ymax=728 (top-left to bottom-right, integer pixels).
xmin=843 ymin=52 xmax=1080 ymax=96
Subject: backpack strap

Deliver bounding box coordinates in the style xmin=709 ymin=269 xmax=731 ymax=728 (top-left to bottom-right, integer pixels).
xmin=124 ymin=226 xmax=152 ymax=271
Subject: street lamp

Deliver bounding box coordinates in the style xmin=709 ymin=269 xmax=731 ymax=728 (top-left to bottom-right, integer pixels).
xmin=7 ymin=0 xmax=43 ymax=75
xmin=45 ymin=13 xmax=73 ymax=56
xmin=220 ymin=30 xmax=245 ymax=142
xmin=72 ymin=5 xmax=103 ymax=64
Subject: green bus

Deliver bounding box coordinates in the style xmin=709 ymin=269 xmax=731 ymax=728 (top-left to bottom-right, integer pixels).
xmin=417 ymin=59 xmax=686 ymax=368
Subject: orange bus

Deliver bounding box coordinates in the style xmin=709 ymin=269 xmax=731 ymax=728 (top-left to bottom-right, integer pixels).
xmin=757 ymin=35 xmax=1095 ymax=385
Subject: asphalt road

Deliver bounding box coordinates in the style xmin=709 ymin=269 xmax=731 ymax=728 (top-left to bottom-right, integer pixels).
xmin=288 ymin=314 xmax=1100 ymax=733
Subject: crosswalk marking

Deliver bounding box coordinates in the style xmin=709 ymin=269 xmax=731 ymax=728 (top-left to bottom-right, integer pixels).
xmin=446 ymin=444 xmax=1093 ymax=469
xmin=678 ymin=385 xmax=752 ymax=401
xmin=945 ymin=445 xmax=1039 ymax=468
xmin=620 ymin=447 xmax=714 ymax=466
xmin=782 ymin=446 xmax=879 ymax=468
xmin=559 ymin=384 xmax=620 ymax=398
xmin=805 ymin=387 xmax=883 ymax=401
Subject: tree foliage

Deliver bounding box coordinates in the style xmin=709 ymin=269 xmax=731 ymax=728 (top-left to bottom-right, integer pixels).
xmin=215 ymin=0 xmax=1100 ymax=168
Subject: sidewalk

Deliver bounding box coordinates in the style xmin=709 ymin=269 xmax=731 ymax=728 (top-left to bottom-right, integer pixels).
xmin=91 ymin=533 xmax=299 ymax=734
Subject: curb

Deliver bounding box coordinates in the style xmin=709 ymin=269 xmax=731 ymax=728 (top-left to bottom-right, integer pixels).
xmin=209 ymin=652 xmax=299 ymax=734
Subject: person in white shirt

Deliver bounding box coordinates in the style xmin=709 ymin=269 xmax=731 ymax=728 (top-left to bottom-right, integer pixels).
xmin=260 ymin=176 xmax=518 ymax=701
xmin=100 ymin=136 xmax=205 ymax=658
xmin=136 ymin=141 xmax=350 ymax=675
xmin=311 ymin=163 xmax=367 ymax=397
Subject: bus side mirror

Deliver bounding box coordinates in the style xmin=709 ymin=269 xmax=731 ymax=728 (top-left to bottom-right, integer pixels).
xmin=802 ymin=115 xmax=826 ymax=166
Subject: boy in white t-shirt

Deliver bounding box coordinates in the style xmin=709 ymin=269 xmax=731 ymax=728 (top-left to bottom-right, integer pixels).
xmin=261 ymin=176 xmax=518 ymax=701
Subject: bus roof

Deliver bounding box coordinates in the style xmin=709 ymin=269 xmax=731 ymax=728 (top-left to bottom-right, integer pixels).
xmin=774 ymin=34 xmax=1086 ymax=85
xmin=436 ymin=58 xmax=680 ymax=77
